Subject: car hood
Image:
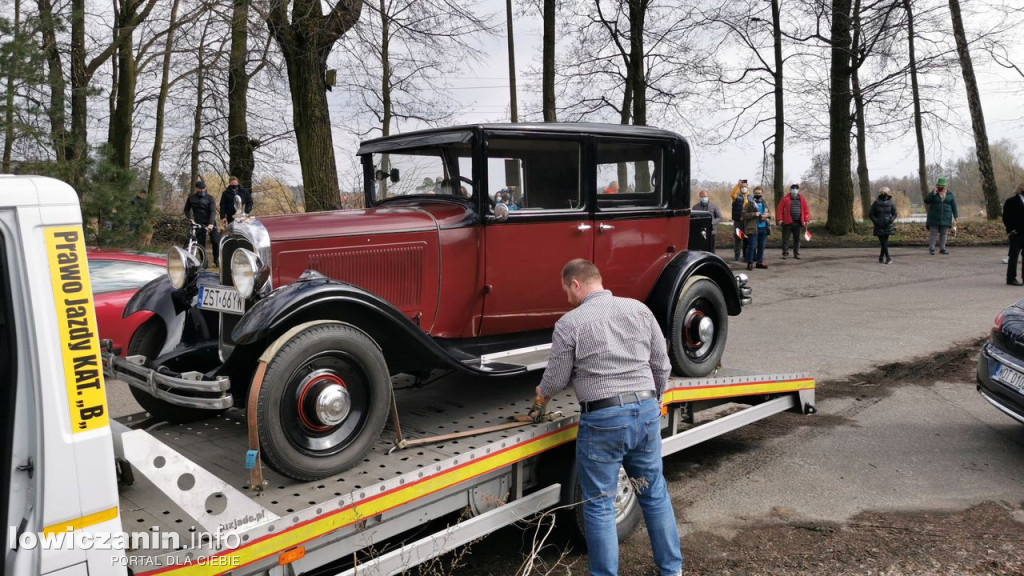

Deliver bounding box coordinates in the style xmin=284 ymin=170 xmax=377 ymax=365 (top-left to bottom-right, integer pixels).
xmin=258 ymin=203 xmax=472 ymax=242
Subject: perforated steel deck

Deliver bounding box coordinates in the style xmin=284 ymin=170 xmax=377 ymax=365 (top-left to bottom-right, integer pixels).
xmin=116 ymin=368 xmax=813 ymax=572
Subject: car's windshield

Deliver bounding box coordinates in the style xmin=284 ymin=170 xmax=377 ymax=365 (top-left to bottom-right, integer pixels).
xmin=368 ymin=144 xmax=473 ymax=204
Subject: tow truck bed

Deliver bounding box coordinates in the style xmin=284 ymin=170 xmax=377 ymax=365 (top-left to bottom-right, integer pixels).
xmin=114 ymin=369 xmax=814 ymax=575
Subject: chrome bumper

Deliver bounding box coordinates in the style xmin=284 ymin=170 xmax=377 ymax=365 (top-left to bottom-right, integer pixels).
xmin=102 ymin=352 xmax=234 ymax=410
xmin=736 ymin=273 xmax=752 ymax=306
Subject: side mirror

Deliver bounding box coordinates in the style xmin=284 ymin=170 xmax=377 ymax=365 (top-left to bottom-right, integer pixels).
xmin=493 ymin=202 xmax=510 ymax=222
xmin=374 ymin=169 xmax=388 ymax=181
xmin=390 ymin=168 xmax=400 ymax=183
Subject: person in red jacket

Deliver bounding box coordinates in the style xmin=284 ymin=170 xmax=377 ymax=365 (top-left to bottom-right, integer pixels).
xmin=777 ymin=184 xmax=811 ymax=259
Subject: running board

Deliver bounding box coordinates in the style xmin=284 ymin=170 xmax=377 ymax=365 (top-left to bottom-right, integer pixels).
xmin=334 ymin=484 xmax=561 ymax=576
xmin=473 ymin=343 xmax=552 ymax=371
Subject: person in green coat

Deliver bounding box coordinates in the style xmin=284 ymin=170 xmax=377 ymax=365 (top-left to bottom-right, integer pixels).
xmin=924 ymin=177 xmax=958 ymax=255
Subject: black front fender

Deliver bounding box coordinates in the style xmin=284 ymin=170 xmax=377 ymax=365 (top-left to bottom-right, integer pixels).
xmin=231 ymin=274 xmax=521 ymax=376
xmin=646 ymin=251 xmax=742 ymax=337
xmin=123 ymin=271 xmax=220 ymax=354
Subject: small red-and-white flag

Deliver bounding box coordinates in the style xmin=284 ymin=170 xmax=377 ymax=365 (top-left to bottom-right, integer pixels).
xmin=804 ymin=229 xmax=812 ymax=242
xmin=736 ymin=228 xmax=744 ymax=240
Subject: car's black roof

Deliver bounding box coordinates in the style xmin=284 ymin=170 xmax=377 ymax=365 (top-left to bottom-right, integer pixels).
xmin=357 ymin=122 xmax=688 ymax=154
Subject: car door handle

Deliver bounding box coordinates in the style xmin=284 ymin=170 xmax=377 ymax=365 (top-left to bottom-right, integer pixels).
xmin=577 ymin=223 xmax=593 ymax=231
xmin=599 ymin=224 xmax=615 ymax=231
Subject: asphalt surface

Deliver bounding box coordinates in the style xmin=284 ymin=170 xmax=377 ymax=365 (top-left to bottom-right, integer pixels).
xmin=664 ymin=244 xmax=1024 ymax=538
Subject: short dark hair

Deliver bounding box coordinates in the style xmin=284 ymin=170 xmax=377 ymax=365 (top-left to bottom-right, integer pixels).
xmin=562 ymin=259 xmax=602 ymax=286
xmin=753 ymin=185 xmax=765 ymax=194
xmin=229 ymin=175 xmax=239 ymax=182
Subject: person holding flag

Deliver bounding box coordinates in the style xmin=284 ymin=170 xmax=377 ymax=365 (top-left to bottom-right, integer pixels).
xmin=776 ymin=183 xmax=811 ymax=260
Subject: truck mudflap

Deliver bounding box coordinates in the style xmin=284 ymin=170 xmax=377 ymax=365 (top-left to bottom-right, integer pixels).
xmin=102 ymin=351 xmax=233 ymax=410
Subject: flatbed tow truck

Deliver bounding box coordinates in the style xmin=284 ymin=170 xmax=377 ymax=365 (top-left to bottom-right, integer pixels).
xmin=2 ymin=176 xmax=815 ymax=576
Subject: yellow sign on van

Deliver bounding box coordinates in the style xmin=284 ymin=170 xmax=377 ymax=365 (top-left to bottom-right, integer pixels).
xmin=45 ymin=226 xmax=109 ymax=433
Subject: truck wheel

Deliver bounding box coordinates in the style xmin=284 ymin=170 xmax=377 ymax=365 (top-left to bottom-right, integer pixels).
xmin=257 ymin=323 xmax=392 ymax=481
xmin=126 ymin=319 xmax=214 ymax=424
xmin=668 ymin=276 xmax=728 ymax=377
xmin=563 ymin=464 xmax=642 ymax=546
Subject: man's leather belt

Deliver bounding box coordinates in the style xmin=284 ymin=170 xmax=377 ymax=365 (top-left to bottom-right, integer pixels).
xmin=580 ymin=390 xmax=657 ymax=413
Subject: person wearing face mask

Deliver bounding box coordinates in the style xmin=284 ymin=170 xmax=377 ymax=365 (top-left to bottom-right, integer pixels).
xmin=869 ymin=187 xmax=898 ymax=265
xmin=741 ymin=185 xmax=772 ymax=270
xmin=730 ymin=179 xmax=750 ymax=261
xmin=183 ymin=180 xmax=220 ymax=267
xmin=692 ymin=189 xmax=723 ymax=225
xmin=924 ymin=177 xmax=957 ymax=255
xmin=1001 ymin=182 xmax=1024 ymax=285
xmin=776 ymin=184 xmax=810 ymax=260
xmin=220 ymin=175 xmax=254 ymax=227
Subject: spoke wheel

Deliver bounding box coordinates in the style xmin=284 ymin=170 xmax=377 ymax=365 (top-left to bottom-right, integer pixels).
xmin=669 ymin=276 xmax=728 ymax=377
xmin=258 ymin=323 xmax=391 ymax=481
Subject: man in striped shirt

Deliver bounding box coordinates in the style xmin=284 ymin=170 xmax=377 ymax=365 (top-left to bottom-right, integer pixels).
xmin=536 ymin=259 xmax=682 ymax=576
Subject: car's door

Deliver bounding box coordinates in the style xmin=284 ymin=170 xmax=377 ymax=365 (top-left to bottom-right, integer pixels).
xmin=480 ymin=135 xmax=592 ymax=335
xmin=592 ymin=138 xmax=685 ymax=301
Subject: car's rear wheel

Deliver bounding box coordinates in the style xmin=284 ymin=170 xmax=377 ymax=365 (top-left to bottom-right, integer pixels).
xmin=126 ymin=319 xmax=215 ymax=423
xmin=257 ymin=323 xmax=392 ymax=481
xmin=668 ymin=276 xmax=728 ymax=377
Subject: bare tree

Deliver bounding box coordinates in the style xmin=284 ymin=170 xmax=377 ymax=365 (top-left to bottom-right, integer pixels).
xmin=265 ymin=0 xmax=362 ymax=212
xmin=948 ymin=0 xmax=999 ymax=219
xmin=542 ymin=0 xmax=557 ymax=121
xmin=338 ymin=0 xmax=493 ymax=139
xmin=828 ymin=0 xmax=856 ymax=234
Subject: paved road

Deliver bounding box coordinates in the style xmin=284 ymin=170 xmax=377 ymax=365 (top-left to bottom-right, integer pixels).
xmin=672 ymin=244 xmax=1024 ymax=535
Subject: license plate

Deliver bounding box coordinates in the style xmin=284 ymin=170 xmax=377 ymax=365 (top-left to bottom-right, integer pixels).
xmin=995 ymin=364 xmax=1024 ymax=393
xmin=197 ymin=285 xmax=245 ymax=315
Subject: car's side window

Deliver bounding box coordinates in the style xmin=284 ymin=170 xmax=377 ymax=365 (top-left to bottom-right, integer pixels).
xmin=596 ymin=141 xmax=663 ymax=210
xmin=485 ymin=138 xmax=582 ymax=212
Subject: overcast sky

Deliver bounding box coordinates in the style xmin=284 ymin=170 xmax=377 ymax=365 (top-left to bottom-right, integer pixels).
xmin=327 ymin=1 xmax=1024 ymax=188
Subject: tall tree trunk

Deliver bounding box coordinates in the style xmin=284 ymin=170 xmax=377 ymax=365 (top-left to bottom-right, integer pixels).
xmin=628 ymin=0 xmax=647 ymax=127
xmin=36 ymin=0 xmax=69 ymax=168
xmin=266 ymin=0 xmax=360 ymax=212
xmin=148 ymin=0 xmax=182 ymax=199
xmin=771 ymin=0 xmax=784 ymax=207
xmin=851 ymin=0 xmax=871 ymax=219
xmin=903 ymin=0 xmax=927 ymax=201
xmin=69 ymin=0 xmax=90 ymax=190
xmin=827 ymin=0 xmax=855 ymax=234
xmin=506 ymin=0 xmax=518 ymax=122
xmin=542 ymin=0 xmax=556 ymax=122
xmin=191 ymin=28 xmax=207 ymax=187
xmin=228 ymin=0 xmax=255 ymax=190
xmin=3 ymin=0 xmax=21 ymax=172
xmin=109 ymin=0 xmax=138 ymax=170
xmin=948 ymin=0 xmax=999 ymax=219
xmin=284 ymin=46 xmax=340 ymax=211
xmin=379 ymin=0 xmax=391 ymax=137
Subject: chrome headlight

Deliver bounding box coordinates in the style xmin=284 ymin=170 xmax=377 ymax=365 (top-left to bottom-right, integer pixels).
xmin=231 ymin=248 xmax=265 ymax=299
xmin=167 ymin=246 xmax=199 ymax=289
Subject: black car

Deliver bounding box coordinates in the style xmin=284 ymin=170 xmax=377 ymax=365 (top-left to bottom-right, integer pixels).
xmin=977 ymin=300 xmax=1024 ymax=424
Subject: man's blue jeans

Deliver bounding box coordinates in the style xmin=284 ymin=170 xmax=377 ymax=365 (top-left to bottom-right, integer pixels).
xmin=576 ymin=398 xmax=683 ymax=576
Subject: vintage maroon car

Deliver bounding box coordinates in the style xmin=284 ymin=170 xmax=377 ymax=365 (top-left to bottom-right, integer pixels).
xmin=107 ymin=123 xmax=751 ymax=480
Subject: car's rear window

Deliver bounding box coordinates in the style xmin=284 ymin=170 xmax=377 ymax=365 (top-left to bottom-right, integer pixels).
xmin=89 ymin=259 xmax=165 ymax=294
xmin=596 ymin=141 xmax=664 ymax=210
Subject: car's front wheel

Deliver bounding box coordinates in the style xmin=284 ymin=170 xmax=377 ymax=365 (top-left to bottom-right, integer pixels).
xmin=668 ymin=276 xmax=728 ymax=377
xmin=257 ymin=323 xmax=392 ymax=481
